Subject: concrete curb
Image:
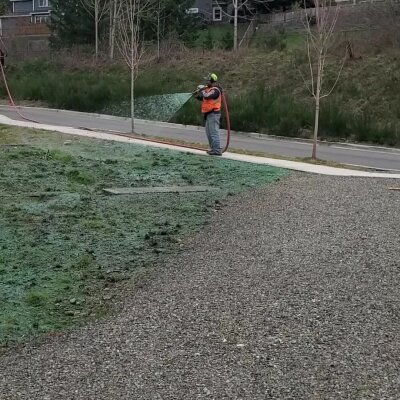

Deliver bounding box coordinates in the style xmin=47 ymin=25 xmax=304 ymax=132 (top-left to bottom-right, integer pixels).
xmin=1 ymin=114 xmax=400 ymax=179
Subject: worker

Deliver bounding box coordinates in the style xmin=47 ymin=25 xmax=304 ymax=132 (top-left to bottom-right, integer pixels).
xmin=194 ymin=73 xmax=222 ymax=156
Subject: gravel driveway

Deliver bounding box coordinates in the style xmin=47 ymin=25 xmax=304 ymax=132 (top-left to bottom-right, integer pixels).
xmin=1 ymin=174 xmax=399 ymax=399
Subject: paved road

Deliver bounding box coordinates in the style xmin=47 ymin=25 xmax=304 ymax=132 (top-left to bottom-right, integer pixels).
xmin=1 ymin=105 xmax=400 ymax=172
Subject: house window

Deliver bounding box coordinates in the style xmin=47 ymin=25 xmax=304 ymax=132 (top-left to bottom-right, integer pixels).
xmin=38 ymin=0 xmax=49 ymax=7
xmin=213 ymin=7 xmax=222 ymax=21
xmin=186 ymin=8 xmax=199 ymax=15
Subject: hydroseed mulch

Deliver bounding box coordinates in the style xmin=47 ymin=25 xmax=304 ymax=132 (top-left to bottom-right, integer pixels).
xmin=0 ymin=126 xmax=287 ymax=346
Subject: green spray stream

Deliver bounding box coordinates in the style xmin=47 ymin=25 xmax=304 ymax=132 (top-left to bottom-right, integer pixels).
xmin=102 ymin=93 xmax=193 ymax=122
xmin=102 ymin=90 xmax=231 ymax=154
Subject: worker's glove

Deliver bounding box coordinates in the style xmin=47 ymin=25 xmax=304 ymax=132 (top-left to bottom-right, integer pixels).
xmin=192 ymin=84 xmax=206 ymax=95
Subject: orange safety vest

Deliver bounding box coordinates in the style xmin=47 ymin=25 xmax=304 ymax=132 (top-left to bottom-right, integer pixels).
xmin=201 ymin=87 xmax=222 ymax=114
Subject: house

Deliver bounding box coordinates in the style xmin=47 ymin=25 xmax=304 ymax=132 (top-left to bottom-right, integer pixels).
xmin=9 ymin=0 xmax=51 ymax=21
xmin=191 ymin=0 xmax=301 ymax=23
xmin=0 ymin=0 xmax=52 ymax=58
xmin=1 ymin=0 xmax=52 ymax=37
xmin=191 ymin=0 xmax=254 ymax=23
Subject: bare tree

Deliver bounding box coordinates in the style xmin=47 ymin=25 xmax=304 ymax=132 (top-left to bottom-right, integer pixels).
xmin=232 ymin=0 xmax=250 ymax=50
xmin=153 ymin=0 xmax=176 ymax=60
xmin=300 ymin=0 xmax=345 ymax=159
xmin=152 ymin=0 xmax=166 ymax=59
xmin=80 ymin=0 xmax=109 ymax=59
xmin=215 ymin=0 xmax=251 ymax=50
xmin=153 ymin=0 xmax=174 ymax=59
xmin=115 ymin=0 xmax=150 ymax=132
xmin=109 ymin=0 xmax=119 ymax=59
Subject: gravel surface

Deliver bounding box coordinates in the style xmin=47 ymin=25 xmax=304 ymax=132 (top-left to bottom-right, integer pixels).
xmin=1 ymin=174 xmax=400 ymax=399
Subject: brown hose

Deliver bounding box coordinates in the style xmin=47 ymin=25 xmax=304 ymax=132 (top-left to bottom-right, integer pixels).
xmin=0 ymin=40 xmax=40 ymax=124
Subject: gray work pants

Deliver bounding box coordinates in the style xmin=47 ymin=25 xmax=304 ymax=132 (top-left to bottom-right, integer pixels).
xmin=205 ymin=112 xmax=221 ymax=153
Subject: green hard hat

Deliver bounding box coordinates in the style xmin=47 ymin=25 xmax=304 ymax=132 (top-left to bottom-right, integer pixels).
xmin=205 ymin=73 xmax=218 ymax=82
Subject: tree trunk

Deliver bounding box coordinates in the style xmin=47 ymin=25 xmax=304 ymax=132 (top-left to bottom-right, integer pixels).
xmin=312 ymin=53 xmax=323 ymax=160
xmin=109 ymin=1 xmax=112 ymax=55
xmin=131 ymin=65 xmax=135 ymax=133
xmin=312 ymin=97 xmax=320 ymax=160
xmin=234 ymin=1 xmax=238 ymax=51
xmin=109 ymin=0 xmax=116 ymax=59
xmin=157 ymin=11 xmax=160 ymax=59
xmin=95 ymin=0 xmax=99 ymax=59
xmin=131 ymin=25 xmax=135 ymax=133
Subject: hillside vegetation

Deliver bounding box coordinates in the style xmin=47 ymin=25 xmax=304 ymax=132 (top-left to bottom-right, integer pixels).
xmin=2 ymin=28 xmax=400 ymax=146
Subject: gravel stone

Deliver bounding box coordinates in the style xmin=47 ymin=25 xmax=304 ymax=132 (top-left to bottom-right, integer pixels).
xmin=1 ymin=174 xmax=399 ymax=399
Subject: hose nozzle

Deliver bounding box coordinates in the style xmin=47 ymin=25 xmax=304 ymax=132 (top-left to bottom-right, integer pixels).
xmin=192 ymin=84 xmax=206 ymax=95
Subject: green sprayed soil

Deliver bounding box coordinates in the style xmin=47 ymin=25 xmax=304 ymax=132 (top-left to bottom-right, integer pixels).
xmin=0 ymin=125 xmax=288 ymax=347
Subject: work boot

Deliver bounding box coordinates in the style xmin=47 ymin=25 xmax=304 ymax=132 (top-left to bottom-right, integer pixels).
xmin=206 ymin=150 xmax=222 ymax=156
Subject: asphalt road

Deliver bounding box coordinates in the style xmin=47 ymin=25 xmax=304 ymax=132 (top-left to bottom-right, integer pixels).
xmin=1 ymin=105 xmax=400 ymax=172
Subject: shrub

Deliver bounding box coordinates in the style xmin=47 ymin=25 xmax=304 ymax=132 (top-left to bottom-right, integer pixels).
xmin=259 ymin=29 xmax=287 ymax=52
xmin=221 ymin=31 xmax=234 ymax=50
xmin=204 ymin=30 xmax=214 ymax=50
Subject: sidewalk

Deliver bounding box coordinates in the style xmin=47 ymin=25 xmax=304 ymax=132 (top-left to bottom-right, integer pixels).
xmin=1 ymin=114 xmax=400 ymax=178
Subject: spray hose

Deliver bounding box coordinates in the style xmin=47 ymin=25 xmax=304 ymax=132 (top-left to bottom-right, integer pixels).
xmin=0 ymin=64 xmax=39 ymax=124
xmin=221 ymin=92 xmax=231 ymax=153
xmin=0 ymin=39 xmax=39 ymax=124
